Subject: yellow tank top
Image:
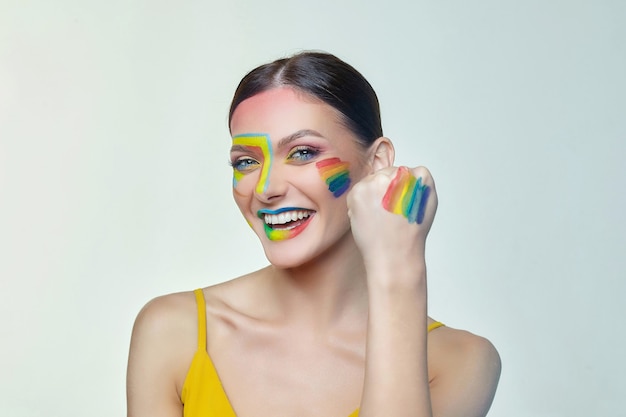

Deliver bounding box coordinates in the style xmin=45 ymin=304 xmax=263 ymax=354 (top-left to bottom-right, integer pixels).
xmin=181 ymin=288 xmax=444 ymax=417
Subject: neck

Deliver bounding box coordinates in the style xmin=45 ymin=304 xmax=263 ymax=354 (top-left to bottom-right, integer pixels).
xmin=266 ymin=233 xmax=368 ymax=331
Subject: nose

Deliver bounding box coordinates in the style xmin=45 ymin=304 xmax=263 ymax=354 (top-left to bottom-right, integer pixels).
xmin=255 ymin=160 xmax=288 ymax=203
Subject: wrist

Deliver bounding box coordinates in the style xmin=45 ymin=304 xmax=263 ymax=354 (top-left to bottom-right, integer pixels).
xmin=364 ymin=261 xmax=427 ymax=293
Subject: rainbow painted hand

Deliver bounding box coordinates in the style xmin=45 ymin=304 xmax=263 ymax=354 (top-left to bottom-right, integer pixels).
xmin=381 ymin=166 xmax=431 ymax=224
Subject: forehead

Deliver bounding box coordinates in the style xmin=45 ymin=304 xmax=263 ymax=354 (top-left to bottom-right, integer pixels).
xmin=229 ymin=87 xmax=345 ymax=140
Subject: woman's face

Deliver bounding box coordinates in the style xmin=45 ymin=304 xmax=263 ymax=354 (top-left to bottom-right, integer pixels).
xmin=229 ymin=87 xmax=371 ymax=268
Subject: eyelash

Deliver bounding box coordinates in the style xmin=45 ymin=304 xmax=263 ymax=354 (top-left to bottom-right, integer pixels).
xmin=229 ymin=157 xmax=259 ymax=172
xmin=228 ymin=145 xmax=321 ymax=171
xmin=287 ymin=146 xmax=320 ymax=162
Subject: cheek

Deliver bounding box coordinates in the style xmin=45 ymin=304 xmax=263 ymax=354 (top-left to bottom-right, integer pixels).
xmin=315 ymin=157 xmax=352 ymax=198
xmin=232 ymin=161 xmax=271 ymax=196
xmin=232 ymin=186 xmax=253 ymax=223
xmin=232 ymin=171 xmax=244 ymax=193
xmin=232 ymin=176 xmax=249 ymax=198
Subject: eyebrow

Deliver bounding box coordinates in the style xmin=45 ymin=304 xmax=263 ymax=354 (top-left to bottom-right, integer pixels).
xmin=230 ymin=129 xmax=327 ymax=153
xmin=230 ymin=144 xmax=252 ymax=153
xmin=276 ymin=129 xmax=326 ymax=148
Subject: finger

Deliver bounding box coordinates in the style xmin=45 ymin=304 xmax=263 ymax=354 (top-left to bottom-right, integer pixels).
xmin=407 ymin=176 xmax=430 ymax=224
xmin=382 ymin=166 xmax=437 ymax=225
xmin=409 ymin=167 xmax=438 ymax=225
xmin=382 ymin=166 xmax=411 ymax=215
xmin=409 ymin=166 xmax=435 ymax=188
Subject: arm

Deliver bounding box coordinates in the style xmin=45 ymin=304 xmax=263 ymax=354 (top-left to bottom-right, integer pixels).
xmin=362 ymin=262 xmax=501 ymax=417
xmin=348 ymin=165 xmax=500 ymax=417
xmin=361 ymin=261 xmax=432 ymax=417
xmin=126 ymin=294 xmax=195 ymax=417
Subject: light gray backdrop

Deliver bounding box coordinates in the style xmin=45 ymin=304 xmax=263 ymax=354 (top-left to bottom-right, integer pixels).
xmin=1 ymin=1 xmax=624 ymax=416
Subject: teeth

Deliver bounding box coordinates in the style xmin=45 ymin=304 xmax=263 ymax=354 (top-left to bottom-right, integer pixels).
xmin=264 ymin=210 xmax=312 ymax=225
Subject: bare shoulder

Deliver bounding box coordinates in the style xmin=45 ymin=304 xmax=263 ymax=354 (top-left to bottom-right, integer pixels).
xmin=428 ymin=325 xmax=501 ymax=417
xmin=127 ymin=291 xmax=199 ymax=405
xmin=429 ymin=325 xmax=501 ymax=375
xmin=131 ymin=291 xmax=198 ymax=348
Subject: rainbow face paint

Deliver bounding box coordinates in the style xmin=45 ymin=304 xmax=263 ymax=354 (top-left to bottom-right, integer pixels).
xmin=382 ymin=166 xmax=431 ymax=224
xmin=316 ymin=157 xmax=351 ymax=198
xmin=231 ymin=134 xmax=273 ymax=194
xmin=258 ymin=207 xmax=313 ymax=241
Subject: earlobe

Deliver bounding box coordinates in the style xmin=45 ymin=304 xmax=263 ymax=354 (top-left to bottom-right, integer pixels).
xmin=369 ymin=137 xmax=395 ymax=172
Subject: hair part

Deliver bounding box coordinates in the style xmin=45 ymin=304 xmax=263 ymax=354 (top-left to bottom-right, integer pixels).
xmin=229 ymin=51 xmax=383 ymax=148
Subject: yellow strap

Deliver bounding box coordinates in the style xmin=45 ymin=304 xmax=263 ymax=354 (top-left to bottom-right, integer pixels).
xmin=193 ymin=289 xmax=207 ymax=351
xmin=428 ymin=321 xmax=445 ymax=332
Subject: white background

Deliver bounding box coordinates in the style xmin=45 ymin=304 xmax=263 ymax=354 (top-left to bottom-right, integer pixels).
xmin=1 ymin=1 xmax=624 ymax=416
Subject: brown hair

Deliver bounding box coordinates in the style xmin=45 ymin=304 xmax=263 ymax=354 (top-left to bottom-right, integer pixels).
xmin=229 ymin=51 xmax=383 ymax=147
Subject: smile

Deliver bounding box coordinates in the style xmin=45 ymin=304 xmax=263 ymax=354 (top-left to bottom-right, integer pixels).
xmin=257 ymin=207 xmax=316 ymax=241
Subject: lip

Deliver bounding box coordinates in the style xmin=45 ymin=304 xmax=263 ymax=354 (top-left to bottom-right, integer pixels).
xmin=257 ymin=207 xmax=315 ymax=241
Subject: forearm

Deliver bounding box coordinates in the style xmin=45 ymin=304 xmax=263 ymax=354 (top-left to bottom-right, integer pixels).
xmin=359 ymin=264 xmax=432 ymax=417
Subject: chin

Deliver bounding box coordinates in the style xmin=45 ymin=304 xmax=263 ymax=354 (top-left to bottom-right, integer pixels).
xmin=261 ymin=230 xmax=354 ymax=271
xmin=262 ymin=245 xmax=315 ymax=270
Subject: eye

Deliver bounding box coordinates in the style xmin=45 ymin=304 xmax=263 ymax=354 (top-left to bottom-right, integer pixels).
xmin=287 ymin=146 xmax=320 ymax=162
xmin=230 ymin=157 xmax=260 ymax=172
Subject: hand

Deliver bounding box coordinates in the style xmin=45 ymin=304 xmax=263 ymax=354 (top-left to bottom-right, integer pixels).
xmin=347 ymin=166 xmax=438 ymax=277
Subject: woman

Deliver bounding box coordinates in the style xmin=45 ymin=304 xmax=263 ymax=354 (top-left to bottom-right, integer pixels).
xmin=127 ymin=51 xmax=501 ymax=417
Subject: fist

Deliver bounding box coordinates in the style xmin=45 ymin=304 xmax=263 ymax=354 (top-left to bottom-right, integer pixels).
xmin=347 ymin=166 xmax=438 ymax=264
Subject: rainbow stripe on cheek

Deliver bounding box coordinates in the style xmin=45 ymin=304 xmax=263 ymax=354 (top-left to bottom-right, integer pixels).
xmin=382 ymin=166 xmax=431 ymax=224
xmin=315 ymin=158 xmax=351 ymax=198
xmin=231 ymin=134 xmax=273 ymax=194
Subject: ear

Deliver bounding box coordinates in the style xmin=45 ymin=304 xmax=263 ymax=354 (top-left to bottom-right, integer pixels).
xmin=367 ymin=137 xmax=395 ymax=173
